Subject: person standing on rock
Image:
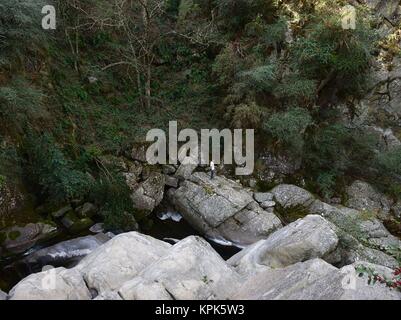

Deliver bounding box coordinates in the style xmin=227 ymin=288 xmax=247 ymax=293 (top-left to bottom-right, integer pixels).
xmin=210 ymin=160 xmax=215 ymax=179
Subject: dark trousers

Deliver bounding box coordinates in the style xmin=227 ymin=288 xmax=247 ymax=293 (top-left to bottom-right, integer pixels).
xmin=211 ymin=170 xmax=215 ymax=179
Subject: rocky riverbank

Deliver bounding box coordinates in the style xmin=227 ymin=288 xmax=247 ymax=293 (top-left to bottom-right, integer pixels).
xmin=1 ymin=166 xmax=401 ymax=300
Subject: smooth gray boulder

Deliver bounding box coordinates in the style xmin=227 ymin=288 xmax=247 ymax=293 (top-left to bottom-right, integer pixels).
xmin=346 ymin=180 xmax=392 ymax=219
xmin=75 ymin=232 xmax=171 ymax=294
xmin=253 ymin=192 xmax=274 ymax=203
xmin=168 ymin=172 xmax=282 ymax=246
xmin=270 ymin=184 xmax=315 ymax=209
xmin=9 ymin=267 xmax=91 ymax=300
xmin=118 ymin=236 xmax=241 ymax=300
xmin=1 ymin=222 xmax=57 ymax=254
xmin=260 ymin=200 xmax=276 ymax=209
xmin=20 ymin=233 xmax=111 ymax=271
xmin=233 ymin=259 xmax=401 ymax=300
xmin=228 ymin=215 xmax=338 ymax=275
xmin=0 ymin=290 xmax=7 ymax=300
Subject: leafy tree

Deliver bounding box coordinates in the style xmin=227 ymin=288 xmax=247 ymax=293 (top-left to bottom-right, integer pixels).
xmin=304 ymin=123 xmax=378 ymax=194
xmin=264 ymin=107 xmax=313 ymax=154
xmin=290 ymin=4 xmax=378 ymax=99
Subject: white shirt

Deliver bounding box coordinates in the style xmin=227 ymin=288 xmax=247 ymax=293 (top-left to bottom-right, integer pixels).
xmin=210 ymin=161 xmax=215 ymax=171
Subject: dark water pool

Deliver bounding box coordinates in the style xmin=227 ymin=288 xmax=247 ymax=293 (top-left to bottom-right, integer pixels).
xmin=148 ymin=207 xmax=242 ymax=260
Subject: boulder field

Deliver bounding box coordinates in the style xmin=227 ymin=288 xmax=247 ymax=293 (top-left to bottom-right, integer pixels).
xmin=3 ymin=171 xmax=401 ymax=300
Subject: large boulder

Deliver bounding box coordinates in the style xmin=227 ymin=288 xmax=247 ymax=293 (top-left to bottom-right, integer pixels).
xmin=0 ymin=290 xmax=7 ymax=300
xmin=364 ymin=0 xmax=401 ymax=25
xmin=126 ymin=171 xmax=165 ymax=213
xmin=362 ymin=61 xmax=401 ymax=131
xmin=75 ymin=232 xmax=171 ymax=294
xmin=0 ymin=222 xmax=57 ymax=254
xmin=233 ymin=258 xmax=401 ymax=300
xmin=345 ymin=180 xmax=392 ymax=219
xmin=228 ymin=215 xmax=339 ymax=275
xmin=19 ymin=233 xmax=111 ymax=272
xmin=9 ymin=267 xmax=91 ymax=300
xmin=270 ymin=184 xmax=315 ymax=209
xmin=265 ymin=184 xmax=400 ymax=268
xmin=253 ymin=192 xmax=274 ymax=203
xmin=168 ymin=172 xmax=282 ymax=246
xmin=118 ymin=236 xmax=241 ymax=300
xmin=310 ymin=200 xmax=401 ymax=268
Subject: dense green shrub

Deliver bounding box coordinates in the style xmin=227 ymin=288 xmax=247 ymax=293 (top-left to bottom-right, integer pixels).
xmin=239 ymin=64 xmax=277 ymax=93
xmin=89 ymin=172 xmax=138 ymax=232
xmin=264 ymin=108 xmax=313 ymax=154
xmin=216 ymin=0 xmax=277 ymax=33
xmin=376 ymin=147 xmax=401 ymax=177
xmin=304 ymin=123 xmax=378 ymax=194
xmin=226 ymin=101 xmax=264 ymax=129
xmin=0 ymin=78 xmax=46 ymax=132
xmin=290 ymin=6 xmax=377 ymax=97
xmin=246 ymin=16 xmax=287 ymax=48
xmin=23 ymin=134 xmax=91 ymax=203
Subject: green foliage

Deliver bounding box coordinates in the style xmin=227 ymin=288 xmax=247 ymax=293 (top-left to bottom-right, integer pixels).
xmin=8 ymin=230 xmax=21 ymax=241
xmin=0 ymin=78 xmax=46 ymax=132
xmin=376 ymin=147 xmax=401 ymax=177
xmin=304 ymin=123 xmax=378 ymax=194
xmin=0 ymin=175 xmax=5 ymax=189
xmin=239 ymin=64 xmax=277 ymax=93
xmin=0 ymin=0 xmax=48 ymax=67
xmin=356 ymin=265 xmax=401 ymax=290
xmin=23 ymin=134 xmax=91 ymax=203
xmin=0 ymin=140 xmax=21 ymax=181
xmin=89 ymin=172 xmax=138 ymax=232
xmin=264 ymin=108 xmax=313 ymax=154
xmin=216 ymin=0 xmax=277 ymax=34
xmin=226 ymin=101 xmax=263 ymax=129
xmin=246 ymin=16 xmax=287 ymax=47
xmin=290 ymin=6 xmax=377 ymax=97
xmin=316 ymin=172 xmax=337 ymax=199
xmin=213 ymin=45 xmax=243 ymax=86
xmin=0 ymin=0 xmax=395 ymax=217
xmin=274 ymin=75 xmax=316 ymax=106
